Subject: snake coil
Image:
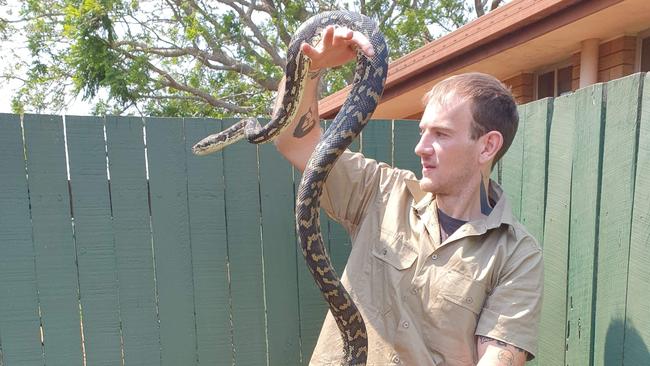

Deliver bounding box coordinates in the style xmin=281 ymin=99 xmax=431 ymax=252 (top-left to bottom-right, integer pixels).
xmin=192 ymin=11 xmax=388 ymax=365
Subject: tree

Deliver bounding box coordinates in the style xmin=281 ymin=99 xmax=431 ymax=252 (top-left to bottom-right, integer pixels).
xmin=473 ymin=0 xmax=504 ymax=17
xmin=1 ymin=0 xmax=504 ymax=117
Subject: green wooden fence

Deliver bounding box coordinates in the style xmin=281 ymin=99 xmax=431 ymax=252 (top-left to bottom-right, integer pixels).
xmin=1 ymin=72 xmax=649 ymax=365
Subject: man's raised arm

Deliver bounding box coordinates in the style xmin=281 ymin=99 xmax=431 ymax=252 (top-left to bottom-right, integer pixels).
xmin=273 ymin=25 xmax=375 ymax=171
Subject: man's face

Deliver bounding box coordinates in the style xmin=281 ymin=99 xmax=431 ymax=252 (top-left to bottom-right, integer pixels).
xmin=414 ymin=96 xmax=483 ymax=195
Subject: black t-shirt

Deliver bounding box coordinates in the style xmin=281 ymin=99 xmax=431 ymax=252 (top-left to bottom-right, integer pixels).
xmin=438 ymin=208 xmax=467 ymax=242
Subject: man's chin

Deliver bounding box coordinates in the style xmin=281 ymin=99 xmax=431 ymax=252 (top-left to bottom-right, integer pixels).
xmin=418 ymin=178 xmax=438 ymax=193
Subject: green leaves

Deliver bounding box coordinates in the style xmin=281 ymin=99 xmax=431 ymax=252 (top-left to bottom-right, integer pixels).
xmin=3 ymin=0 xmax=497 ymax=116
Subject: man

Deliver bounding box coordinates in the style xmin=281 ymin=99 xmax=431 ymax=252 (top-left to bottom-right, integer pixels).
xmin=274 ymin=25 xmax=543 ymax=366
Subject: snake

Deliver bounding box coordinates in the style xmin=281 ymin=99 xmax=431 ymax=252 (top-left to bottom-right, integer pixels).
xmin=192 ymin=11 xmax=388 ymax=365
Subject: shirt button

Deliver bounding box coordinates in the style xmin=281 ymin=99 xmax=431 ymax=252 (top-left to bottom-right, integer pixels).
xmin=466 ymin=297 xmax=473 ymax=304
xmin=392 ymin=355 xmax=401 ymax=364
xmin=402 ymin=321 xmax=409 ymax=328
xmin=431 ymin=254 xmax=438 ymax=260
xmin=381 ymin=248 xmax=388 ymax=255
xmin=410 ymin=287 xmax=418 ymax=295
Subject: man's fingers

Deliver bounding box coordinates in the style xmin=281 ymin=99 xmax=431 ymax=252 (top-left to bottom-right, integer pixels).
xmin=322 ymin=25 xmax=335 ymax=47
xmin=299 ymin=24 xmax=375 ymax=69
xmin=332 ymin=27 xmax=353 ymax=47
xmin=350 ymin=31 xmax=375 ymax=57
xmin=300 ymin=42 xmax=319 ymax=59
xmin=331 ymin=27 xmax=374 ymax=57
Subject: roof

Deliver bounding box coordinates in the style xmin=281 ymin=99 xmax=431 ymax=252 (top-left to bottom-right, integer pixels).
xmin=319 ymin=0 xmax=650 ymax=119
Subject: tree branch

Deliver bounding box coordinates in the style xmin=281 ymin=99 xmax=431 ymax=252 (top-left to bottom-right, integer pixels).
xmin=379 ymin=0 xmax=399 ymax=28
xmin=263 ymin=0 xmax=292 ymax=46
xmin=217 ymin=0 xmax=286 ymax=68
xmin=490 ymin=0 xmax=503 ymax=11
xmin=475 ymin=0 xmax=486 ymax=17
xmin=117 ymin=48 xmax=253 ymax=114
xmin=113 ymin=39 xmax=279 ymax=90
xmin=0 ymin=11 xmax=65 ymax=24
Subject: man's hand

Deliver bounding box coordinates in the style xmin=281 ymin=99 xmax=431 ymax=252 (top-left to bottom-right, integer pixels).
xmin=476 ymin=336 xmax=528 ymax=366
xmin=274 ymin=25 xmax=375 ymax=171
xmin=300 ymin=25 xmax=375 ymax=72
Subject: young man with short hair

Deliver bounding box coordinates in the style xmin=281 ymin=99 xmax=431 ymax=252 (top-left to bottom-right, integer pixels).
xmin=274 ymin=25 xmax=543 ymax=366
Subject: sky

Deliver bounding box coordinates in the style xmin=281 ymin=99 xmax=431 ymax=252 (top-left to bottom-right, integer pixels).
xmin=0 ymin=1 xmax=101 ymax=115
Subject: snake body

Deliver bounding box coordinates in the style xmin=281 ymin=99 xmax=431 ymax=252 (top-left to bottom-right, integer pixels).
xmin=192 ymin=11 xmax=388 ymax=365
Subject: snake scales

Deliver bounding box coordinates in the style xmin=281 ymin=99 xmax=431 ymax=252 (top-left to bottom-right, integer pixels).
xmin=192 ymin=11 xmax=388 ymax=365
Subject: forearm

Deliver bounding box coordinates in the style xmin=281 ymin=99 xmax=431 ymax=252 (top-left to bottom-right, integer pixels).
xmin=273 ymin=72 xmax=323 ymax=172
xmin=273 ymin=24 xmax=373 ymax=171
xmin=476 ymin=336 xmax=528 ymax=366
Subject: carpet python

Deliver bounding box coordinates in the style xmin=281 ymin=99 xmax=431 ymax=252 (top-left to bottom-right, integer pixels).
xmin=192 ymin=11 xmax=388 ymax=365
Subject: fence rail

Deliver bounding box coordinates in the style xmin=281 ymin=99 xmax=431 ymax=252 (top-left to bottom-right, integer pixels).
xmin=0 ymin=73 xmax=649 ymax=365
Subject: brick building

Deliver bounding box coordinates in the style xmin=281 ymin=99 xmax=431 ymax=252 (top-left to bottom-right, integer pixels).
xmin=319 ymin=0 xmax=650 ymax=120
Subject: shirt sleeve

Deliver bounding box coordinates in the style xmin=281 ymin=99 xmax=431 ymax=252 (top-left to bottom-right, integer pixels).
xmin=319 ymin=150 xmax=396 ymax=236
xmin=475 ymin=235 xmax=544 ymax=360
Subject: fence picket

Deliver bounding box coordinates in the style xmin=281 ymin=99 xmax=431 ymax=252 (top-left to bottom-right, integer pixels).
xmin=593 ymin=74 xmax=643 ymax=366
xmin=105 ymin=116 xmax=161 ymax=366
xmin=565 ymin=84 xmax=605 ymax=366
xmin=145 ymin=117 xmax=198 ymax=366
xmin=537 ymin=94 xmax=574 ymax=366
xmin=184 ymin=118 xmax=233 ymax=365
xmin=361 ymin=119 xmax=393 ymax=165
xmin=220 ymin=118 xmax=268 ymax=365
xmin=623 ymin=73 xmax=650 ymax=365
xmin=520 ymin=99 xmax=551 ymax=242
xmin=258 ymin=139 xmax=302 ymax=365
xmin=23 ymin=114 xmax=83 ymax=366
xmin=66 ymin=115 xmax=122 ymax=365
xmin=0 ymin=114 xmax=43 ymax=365
xmin=392 ymin=120 xmax=420 ymax=174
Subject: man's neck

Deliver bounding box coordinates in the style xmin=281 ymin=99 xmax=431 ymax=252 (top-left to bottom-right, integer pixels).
xmin=435 ymin=174 xmax=492 ymax=221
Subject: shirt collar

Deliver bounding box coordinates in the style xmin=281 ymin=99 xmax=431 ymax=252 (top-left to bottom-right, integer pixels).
xmin=405 ymin=178 xmax=516 ymax=233
xmin=405 ymin=179 xmax=434 ymax=215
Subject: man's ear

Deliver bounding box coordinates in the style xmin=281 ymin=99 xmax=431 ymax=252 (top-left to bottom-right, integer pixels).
xmin=479 ymin=131 xmax=503 ymax=165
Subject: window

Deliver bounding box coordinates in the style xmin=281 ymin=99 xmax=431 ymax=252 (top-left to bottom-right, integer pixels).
xmin=536 ymin=65 xmax=573 ymax=99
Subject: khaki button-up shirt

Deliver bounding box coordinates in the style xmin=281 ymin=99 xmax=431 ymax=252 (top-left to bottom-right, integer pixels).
xmin=310 ymin=151 xmax=543 ymax=366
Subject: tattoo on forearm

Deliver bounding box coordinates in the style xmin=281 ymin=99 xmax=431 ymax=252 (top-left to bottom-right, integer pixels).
xmin=479 ymin=336 xmax=526 ymax=352
xmin=478 ymin=336 xmax=527 ymax=366
xmin=293 ymin=108 xmax=316 ymax=138
xmin=497 ymin=350 xmax=514 ymax=366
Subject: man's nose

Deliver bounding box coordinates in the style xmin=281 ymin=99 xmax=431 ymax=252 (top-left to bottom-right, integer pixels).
xmin=414 ymin=136 xmax=432 ymax=156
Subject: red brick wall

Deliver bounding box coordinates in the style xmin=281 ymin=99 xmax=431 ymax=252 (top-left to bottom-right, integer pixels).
xmin=572 ymin=36 xmax=638 ymax=88
xmin=598 ymin=36 xmax=637 ymax=82
xmin=503 ymin=73 xmax=534 ymax=104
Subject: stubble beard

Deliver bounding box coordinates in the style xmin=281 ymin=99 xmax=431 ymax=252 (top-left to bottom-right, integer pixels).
xmin=419 ymin=165 xmax=477 ymax=196
xmin=419 ymin=174 xmax=443 ymax=195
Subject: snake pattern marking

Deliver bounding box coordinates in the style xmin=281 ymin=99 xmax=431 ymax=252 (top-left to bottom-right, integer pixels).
xmin=192 ymin=11 xmax=388 ymax=365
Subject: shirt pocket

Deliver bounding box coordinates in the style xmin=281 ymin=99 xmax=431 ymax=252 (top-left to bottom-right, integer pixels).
xmin=438 ymin=269 xmax=486 ymax=315
xmin=365 ymin=229 xmax=417 ymax=314
xmin=371 ymin=229 xmax=417 ymax=270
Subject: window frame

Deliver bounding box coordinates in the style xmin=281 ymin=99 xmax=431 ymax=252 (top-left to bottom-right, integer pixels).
xmin=533 ymin=59 xmax=574 ymax=100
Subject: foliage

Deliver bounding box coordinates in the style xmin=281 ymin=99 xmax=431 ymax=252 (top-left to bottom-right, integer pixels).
xmin=1 ymin=0 xmax=503 ymax=117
